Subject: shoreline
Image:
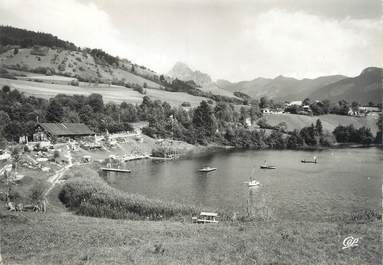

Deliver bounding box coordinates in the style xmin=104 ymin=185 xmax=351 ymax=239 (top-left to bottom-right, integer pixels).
xmin=174 ymin=142 xmax=382 ymax=159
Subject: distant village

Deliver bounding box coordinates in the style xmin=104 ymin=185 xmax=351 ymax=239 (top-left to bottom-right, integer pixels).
xmin=260 ymin=100 xmax=381 ymax=117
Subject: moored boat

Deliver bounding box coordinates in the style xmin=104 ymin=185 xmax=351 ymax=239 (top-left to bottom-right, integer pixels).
xmin=260 ymin=165 xmax=276 ymax=169
xmin=198 ymin=166 xmax=217 ymax=172
xmin=301 ymin=156 xmax=318 ymax=164
xmin=260 ymin=160 xmax=276 ymax=169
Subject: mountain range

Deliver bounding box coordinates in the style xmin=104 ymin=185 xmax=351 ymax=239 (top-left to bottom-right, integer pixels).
xmin=168 ymin=61 xmax=382 ymax=104
xmin=168 ymin=62 xmax=212 ymax=86
xmin=1 ymin=25 xmax=381 ymax=105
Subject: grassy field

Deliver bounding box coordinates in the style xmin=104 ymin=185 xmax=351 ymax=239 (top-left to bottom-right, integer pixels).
xmin=0 ymin=48 xmax=160 ymax=88
xmin=0 ymin=78 xmax=208 ymax=107
xmin=261 ymin=113 xmax=380 ymax=135
xmin=0 ymin=211 xmax=380 ymax=265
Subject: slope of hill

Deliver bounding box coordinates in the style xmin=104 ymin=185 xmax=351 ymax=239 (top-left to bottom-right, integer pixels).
xmin=260 ymin=113 xmax=379 ymax=135
xmin=0 ymin=47 xmax=161 ymax=88
xmin=0 ymin=77 xmax=208 ymax=106
xmin=168 ymin=62 xmax=212 ymax=86
xmin=308 ymin=67 xmax=383 ymax=104
xmin=0 ymin=25 xmax=76 ymax=50
xmin=217 ymin=75 xmax=347 ymax=101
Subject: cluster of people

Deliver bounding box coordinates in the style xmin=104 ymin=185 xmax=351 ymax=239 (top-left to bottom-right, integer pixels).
xmin=6 ymin=198 xmax=47 ymax=213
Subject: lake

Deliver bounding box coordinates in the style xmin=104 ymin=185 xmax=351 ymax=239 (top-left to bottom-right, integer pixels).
xmin=103 ymin=147 xmax=382 ymax=222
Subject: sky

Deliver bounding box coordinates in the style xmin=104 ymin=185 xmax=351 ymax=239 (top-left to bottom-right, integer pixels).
xmin=0 ymin=0 xmax=382 ymax=81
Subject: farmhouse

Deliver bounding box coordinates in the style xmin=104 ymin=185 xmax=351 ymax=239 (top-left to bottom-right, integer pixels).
xmin=261 ymin=108 xmax=271 ymax=114
xmin=359 ymin=106 xmax=380 ymax=113
xmin=287 ymin=101 xmax=302 ymax=106
xmin=33 ymin=123 xmax=95 ymax=141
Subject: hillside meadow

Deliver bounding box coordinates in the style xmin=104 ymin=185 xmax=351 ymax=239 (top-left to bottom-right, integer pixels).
xmin=261 ymin=113 xmax=380 ymax=135
xmin=0 ymin=77 xmax=208 ymax=107
xmin=0 ymin=47 xmax=160 ymax=88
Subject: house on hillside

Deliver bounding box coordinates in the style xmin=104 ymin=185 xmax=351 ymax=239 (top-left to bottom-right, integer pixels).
xmin=302 ymin=105 xmax=311 ymax=112
xmin=287 ymin=101 xmax=302 ymax=106
xmin=359 ymin=106 xmax=380 ymax=113
xmin=261 ymin=108 xmax=271 ymax=114
xmin=347 ymin=108 xmax=360 ymax=116
xmin=33 ymin=123 xmax=95 ymax=141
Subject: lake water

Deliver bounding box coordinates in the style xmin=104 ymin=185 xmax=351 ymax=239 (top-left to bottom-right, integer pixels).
xmin=103 ymin=147 xmax=382 ymax=222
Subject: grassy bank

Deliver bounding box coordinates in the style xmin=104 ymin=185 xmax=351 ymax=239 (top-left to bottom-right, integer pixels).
xmin=0 ymin=211 xmax=381 ymax=265
xmin=59 ymin=168 xmax=200 ymax=220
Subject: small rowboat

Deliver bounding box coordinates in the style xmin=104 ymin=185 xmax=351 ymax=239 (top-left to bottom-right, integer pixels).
xmin=260 ymin=165 xmax=276 ymax=169
xmin=301 ymin=160 xmax=317 ymax=163
xmin=301 ymin=156 xmax=318 ymax=164
xmin=198 ymin=167 xmax=217 ymax=172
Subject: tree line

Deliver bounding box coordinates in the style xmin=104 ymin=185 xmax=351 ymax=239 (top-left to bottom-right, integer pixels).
xmin=0 ymin=26 xmax=77 ymax=50
xmin=0 ymin=86 xmax=381 ymax=150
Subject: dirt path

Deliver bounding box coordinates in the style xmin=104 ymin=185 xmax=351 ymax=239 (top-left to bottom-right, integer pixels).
xmin=45 ymin=148 xmax=72 ymax=197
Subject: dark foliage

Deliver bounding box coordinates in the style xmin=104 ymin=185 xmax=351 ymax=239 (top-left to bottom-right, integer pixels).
xmin=333 ymin=125 xmax=375 ymax=144
xmin=0 ymin=26 xmax=76 ymax=50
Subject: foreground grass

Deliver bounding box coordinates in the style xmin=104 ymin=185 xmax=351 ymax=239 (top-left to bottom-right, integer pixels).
xmin=0 ymin=211 xmax=380 ymax=265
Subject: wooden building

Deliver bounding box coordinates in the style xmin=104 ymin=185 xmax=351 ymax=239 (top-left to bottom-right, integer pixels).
xmin=33 ymin=123 xmax=95 ymax=141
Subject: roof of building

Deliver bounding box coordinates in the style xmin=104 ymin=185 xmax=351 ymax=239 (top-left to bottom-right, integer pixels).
xmin=359 ymin=106 xmax=380 ymax=112
xmin=38 ymin=123 xmax=95 ymax=136
xmin=200 ymin=212 xmax=218 ymax=217
xmin=288 ymin=101 xmax=303 ymax=106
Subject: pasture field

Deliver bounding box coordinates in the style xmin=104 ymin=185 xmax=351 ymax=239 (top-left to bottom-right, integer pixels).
xmin=0 ymin=78 xmax=208 ymax=106
xmin=0 ymin=210 xmax=380 ymax=265
xmin=262 ymin=113 xmax=380 ymax=135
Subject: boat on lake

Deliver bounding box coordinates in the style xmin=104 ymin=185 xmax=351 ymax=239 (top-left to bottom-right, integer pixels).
xmin=260 ymin=160 xmax=276 ymax=169
xmin=301 ymin=156 xmax=318 ymax=164
xmin=198 ymin=166 xmax=217 ymax=172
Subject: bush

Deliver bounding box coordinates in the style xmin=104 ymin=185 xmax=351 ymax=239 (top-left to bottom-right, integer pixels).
xmin=53 ymin=150 xmax=60 ymax=159
xmin=30 ymin=180 xmax=48 ymax=203
xmin=59 ymin=174 xmax=199 ymax=220
xmin=70 ymin=79 xmax=79 ymax=86
xmin=23 ymin=145 xmax=30 ymax=152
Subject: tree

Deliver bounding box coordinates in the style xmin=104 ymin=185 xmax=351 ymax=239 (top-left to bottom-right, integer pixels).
xmin=87 ymin=93 xmax=104 ymax=112
xmin=259 ymin=96 xmax=270 ymax=109
xmin=351 ymin=101 xmax=359 ymax=112
xmin=0 ymin=134 xmax=7 ymax=149
xmin=3 ymin=121 xmax=23 ymax=141
xmin=214 ymin=102 xmax=234 ymax=123
xmin=315 ymin=119 xmax=323 ymax=136
xmin=302 ymin=98 xmax=311 ymax=106
xmin=46 ymin=100 xmax=64 ymax=122
xmin=2 ymin=85 xmax=10 ymax=94
xmin=300 ymin=124 xmax=317 ymax=146
xmin=11 ymin=147 xmax=21 ymax=172
xmin=287 ymin=130 xmax=303 ymax=149
xmin=192 ymin=101 xmax=217 ymax=139
xmin=79 ymin=105 xmax=93 ymax=123
xmin=0 ymin=110 xmax=10 ymax=130
xmin=375 ymin=114 xmax=382 ymax=144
